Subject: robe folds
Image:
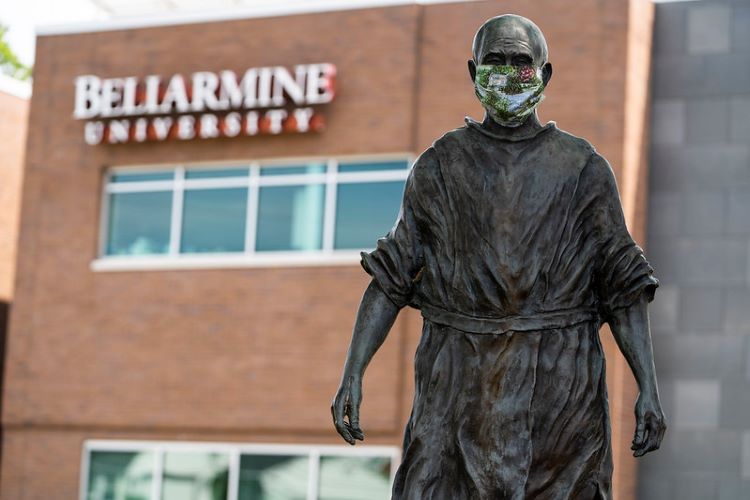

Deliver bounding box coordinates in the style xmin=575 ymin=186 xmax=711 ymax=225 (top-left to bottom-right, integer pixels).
xmin=360 ymin=119 xmax=658 ymax=500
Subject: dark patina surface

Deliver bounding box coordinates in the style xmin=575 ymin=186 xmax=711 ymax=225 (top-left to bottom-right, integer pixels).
xmin=332 ymin=14 xmax=666 ymax=500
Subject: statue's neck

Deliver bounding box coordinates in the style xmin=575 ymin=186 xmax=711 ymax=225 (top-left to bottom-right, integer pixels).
xmin=480 ymin=112 xmax=543 ymax=140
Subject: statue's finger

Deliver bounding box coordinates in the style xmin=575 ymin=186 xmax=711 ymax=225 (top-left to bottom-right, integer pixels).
xmin=346 ymin=401 xmax=364 ymax=441
xmin=331 ymin=394 xmax=345 ymax=424
xmin=656 ymin=420 xmax=667 ymax=446
xmin=345 ymin=421 xmax=365 ymax=441
xmin=639 ymin=435 xmax=658 ymax=455
xmin=346 ymin=384 xmax=364 ymax=439
xmin=331 ymin=396 xmax=354 ymax=444
xmin=644 ymin=419 xmax=663 ymax=453
xmin=349 ymin=412 xmax=363 ymax=432
xmin=631 ymin=420 xmax=646 ymax=449
xmin=336 ymin=422 xmax=354 ymax=444
xmin=634 ymin=419 xmax=662 ymax=457
xmin=334 ymin=415 xmax=354 ymax=444
xmin=632 ymin=425 xmax=652 ymax=456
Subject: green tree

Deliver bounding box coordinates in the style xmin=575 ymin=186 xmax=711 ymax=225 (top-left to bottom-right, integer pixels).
xmin=0 ymin=25 xmax=32 ymax=81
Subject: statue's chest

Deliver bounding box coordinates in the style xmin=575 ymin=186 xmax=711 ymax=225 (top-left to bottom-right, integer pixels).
xmin=448 ymin=156 xmax=572 ymax=218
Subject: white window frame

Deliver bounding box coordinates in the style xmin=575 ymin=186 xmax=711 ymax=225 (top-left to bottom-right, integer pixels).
xmin=92 ymin=153 xmax=413 ymax=272
xmin=80 ymin=439 xmax=401 ymax=500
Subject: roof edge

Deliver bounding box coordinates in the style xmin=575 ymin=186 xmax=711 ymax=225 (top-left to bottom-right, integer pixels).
xmin=35 ymin=0 xmax=471 ymax=36
xmin=0 ymin=74 xmax=32 ymax=100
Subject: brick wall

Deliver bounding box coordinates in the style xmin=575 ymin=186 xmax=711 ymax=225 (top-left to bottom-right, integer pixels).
xmin=0 ymin=1 xmax=654 ymax=498
xmin=0 ymin=88 xmax=28 ymax=302
xmin=0 ymin=83 xmax=29 ymax=486
xmin=639 ymin=0 xmax=750 ymax=498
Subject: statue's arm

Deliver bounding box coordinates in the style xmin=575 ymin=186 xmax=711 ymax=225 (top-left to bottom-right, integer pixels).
xmin=607 ymin=294 xmax=667 ymax=457
xmin=331 ymin=280 xmax=401 ymax=444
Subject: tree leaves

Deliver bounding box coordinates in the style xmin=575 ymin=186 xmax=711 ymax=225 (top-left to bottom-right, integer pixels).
xmin=0 ymin=25 xmax=32 ymax=81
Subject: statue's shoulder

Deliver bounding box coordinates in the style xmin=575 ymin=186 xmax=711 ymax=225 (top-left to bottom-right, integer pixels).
xmin=544 ymin=126 xmax=605 ymax=177
xmin=549 ymin=128 xmax=619 ymax=189
xmin=545 ymin=126 xmax=596 ymax=158
xmin=431 ymin=126 xmax=473 ymax=152
xmin=409 ymin=126 xmax=470 ymax=176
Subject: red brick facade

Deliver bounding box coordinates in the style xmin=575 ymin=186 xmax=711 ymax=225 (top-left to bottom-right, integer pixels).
xmin=1 ymin=1 xmax=654 ymax=498
xmin=0 ymin=88 xmax=28 ymax=302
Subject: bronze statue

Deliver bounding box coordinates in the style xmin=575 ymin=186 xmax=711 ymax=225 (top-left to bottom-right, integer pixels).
xmin=332 ymin=14 xmax=665 ymax=500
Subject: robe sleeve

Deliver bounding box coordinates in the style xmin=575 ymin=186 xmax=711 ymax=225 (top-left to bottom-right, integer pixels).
xmin=359 ymin=152 xmax=430 ymax=308
xmin=582 ymin=152 xmax=659 ymax=319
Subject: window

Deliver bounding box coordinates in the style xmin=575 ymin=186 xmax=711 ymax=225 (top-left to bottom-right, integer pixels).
xmin=97 ymin=157 xmax=410 ymax=269
xmin=82 ymin=441 xmax=399 ymax=500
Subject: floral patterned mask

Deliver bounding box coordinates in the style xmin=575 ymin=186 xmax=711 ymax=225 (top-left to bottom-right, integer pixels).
xmin=474 ymin=64 xmax=545 ymax=127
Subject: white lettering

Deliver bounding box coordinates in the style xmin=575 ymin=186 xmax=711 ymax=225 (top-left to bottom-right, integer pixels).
xmin=265 ymin=109 xmax=287 ymax=134
xmin=76 ymin=64 xmax=337 ymax=144
xmin=191 ymin=71 xmax=221 ymax=112
xmin=293 ymin=107 xmax=314 ymax=133
xmin=218 ymin=69 xmax=261 ymax=110
xmin=217 ymin=70 xmax=240 ymax=110
xmin=122 ymin=77 xmax=145 ymax=115
xmin=257 ymin=67 xmax=274 ymax=108
xmin=271 ymin=66 xmax=305 ymax=106
xmin=223 ymin=112 xmax=241 ymax=137
xmin=240 ymin=69 xmax=259 ymax=108
xmin=144 ymin=75 xmax=162 ymax=114
xmin=108 ymin=119 xmax=130 ymax=143
xmin=101 ymin=78 xmax=125 ymax=118
xmin=305 ymin=63 xmax=336 ymax=104
xmin=160 ymin=75 xmax=190 ymax=114
xmin=84 ymin=121 xmax=104 ymax=144
xmin=133 ymin=118 xmax=148 ymax=142
xmin=152 ymin=116 xmax=173 ymax=140
xmin=177 ymin=115 xmax=195 ymax=140
xmin=199 ymin=114 xmax=219 ymax=138
xmin=245 ymin=111 xmax=259 ymax=135
xmin=74 ymin=75 xmax=102 ymax=119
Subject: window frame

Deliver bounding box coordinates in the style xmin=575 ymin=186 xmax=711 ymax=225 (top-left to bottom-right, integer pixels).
xmin=93 ymin=154 xmax=412 ymax=272
xmin=80 ymin=439 xmax=401 ymax=500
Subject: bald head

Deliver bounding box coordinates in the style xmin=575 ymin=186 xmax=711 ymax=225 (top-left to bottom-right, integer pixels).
xmin=472 ymin=14 xmax=549 ymax=66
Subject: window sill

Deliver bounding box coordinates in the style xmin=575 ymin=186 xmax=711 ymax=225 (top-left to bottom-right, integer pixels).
xmin=90 ymin=251 xmax=365 ymax=272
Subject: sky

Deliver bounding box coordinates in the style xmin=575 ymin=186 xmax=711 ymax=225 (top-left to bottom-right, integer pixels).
xmin=1 ymin=0 xmax=105 ymax=66
xmin=1 ymin=0 xmax=698 ymax=68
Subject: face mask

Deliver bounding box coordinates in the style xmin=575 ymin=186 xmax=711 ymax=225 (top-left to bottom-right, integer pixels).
xmin=474 ymin=64 xmax=545 ymax=127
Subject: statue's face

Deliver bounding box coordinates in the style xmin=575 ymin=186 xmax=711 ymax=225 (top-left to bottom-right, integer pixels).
xmin=476 ymin=29 xmax=537 ymax=69
xmin=469 ymin=15 xmax=552 ymax=127
xmin=472 ymin=15 xmax=549 ymax=72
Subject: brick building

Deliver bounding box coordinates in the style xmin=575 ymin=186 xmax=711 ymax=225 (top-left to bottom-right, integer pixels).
xmin=0 ymin=73 xmax=30 ymax=475
xmin=0 ymin=0 xmax=657 ymax=498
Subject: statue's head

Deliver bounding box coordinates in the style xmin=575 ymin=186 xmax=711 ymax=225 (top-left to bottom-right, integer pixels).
xmin=468 ymin=14 xmax=553 ymax=128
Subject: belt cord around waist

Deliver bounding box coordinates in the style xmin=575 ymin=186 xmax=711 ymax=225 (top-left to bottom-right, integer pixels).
xmin=419 ymin=303 xmax=600 ymax=335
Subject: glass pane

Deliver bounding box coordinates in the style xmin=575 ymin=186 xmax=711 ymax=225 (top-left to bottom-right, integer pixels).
xmin=256 ymin=184 xmax=325 ymax=251
xmin=110 ymin=171 xmax=174 ymax=183
xmin=180 ymin=188 xmax=248 ymax=253
xmin=185 ymin=167 xmax=249 ymax=179
xmin=318 ymin=456 xmax=392 ymax=500
xmin=107 ymin=191 xmax=172 ymax=256
xmin=260 ymin=164 xmax=326 ymax=176
xmin=161 ymin=451 xmax=229 ymax=500
xmin=238 ymin=454 xmax=309 ymax=500
xmin=337 ymin=161 xmax=408 ymax=173
xmin=334 ymin=181 xmax=405 ymax=250
xmin=86 ymin=450 xmax=153 ymax=500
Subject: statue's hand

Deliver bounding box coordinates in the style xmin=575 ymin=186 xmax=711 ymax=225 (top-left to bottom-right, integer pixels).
xmin=631 ymin=391 xmax=667 ymax=457
xmin=331 ymin=374 xmax=365 ymax=445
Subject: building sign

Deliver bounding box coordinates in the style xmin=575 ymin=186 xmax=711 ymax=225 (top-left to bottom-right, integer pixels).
xmin=73 ymin=63 xmax=336 ymax=145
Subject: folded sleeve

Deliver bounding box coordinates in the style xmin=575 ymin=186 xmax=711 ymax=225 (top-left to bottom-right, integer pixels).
xmin=583 ymin=153 xmax=659 ymax=318
xmin=360 ymin=154 xmax=429 ymax=308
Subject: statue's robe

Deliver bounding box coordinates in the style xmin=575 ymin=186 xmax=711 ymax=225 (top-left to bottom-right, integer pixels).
xmin=361 ymin=119 xmax=658 ymax=500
